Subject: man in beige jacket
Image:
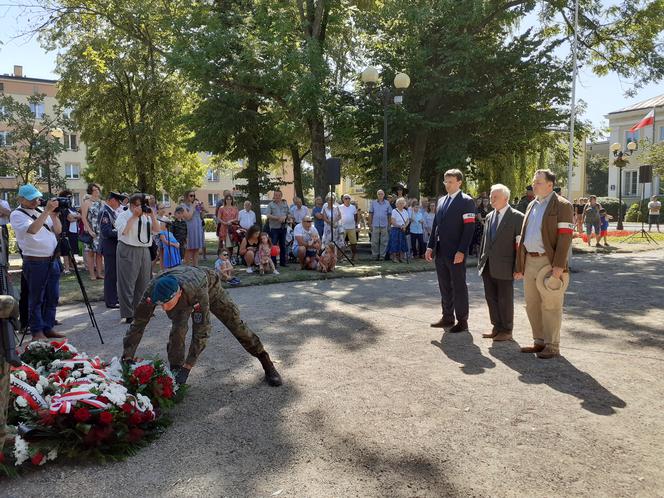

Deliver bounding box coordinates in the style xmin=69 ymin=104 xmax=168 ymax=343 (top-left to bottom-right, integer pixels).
xmin=514 ymin=169 xmax=574 ymax=359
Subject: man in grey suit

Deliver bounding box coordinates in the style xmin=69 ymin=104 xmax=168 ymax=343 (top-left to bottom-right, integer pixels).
xmin=478 ymin=184 xmax=525 ymax=341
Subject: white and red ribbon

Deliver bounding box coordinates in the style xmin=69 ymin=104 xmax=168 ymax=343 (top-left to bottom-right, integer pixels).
xmin=10 ymin=377 xmax=47 ymax=410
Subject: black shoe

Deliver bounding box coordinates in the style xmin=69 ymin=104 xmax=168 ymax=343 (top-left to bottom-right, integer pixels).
xmin=258 ymin=352 xmax=282 ymax=386
xmin=54 ymin=319 xmax=62 ymax=326
xmin=430 ymin=317 xmax=455 ymax=328
xmin=107 ymin=304 xmax=120 ymax=309
xmin=170 ymin=364 xmax=182 ymax=375
xmin=175 ymin=367 xmax=190 ymax=385
xmin=449 ymin=321 xmax=468 ymax=333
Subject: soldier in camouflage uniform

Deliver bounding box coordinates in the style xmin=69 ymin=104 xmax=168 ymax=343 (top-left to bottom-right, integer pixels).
xmin=122 ymin=266 xmax=282 ymax=386
xmin=0 ymin=295 xmax=20 ymax=452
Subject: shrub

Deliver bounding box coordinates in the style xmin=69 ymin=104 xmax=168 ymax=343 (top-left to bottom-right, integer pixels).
xmin=625 ymin=203 xmax=641 ymax=222
xmin=204 ymin=218 xmax=217 ymax=233
xmin=596 ymin=197 xmax=628 ymax=221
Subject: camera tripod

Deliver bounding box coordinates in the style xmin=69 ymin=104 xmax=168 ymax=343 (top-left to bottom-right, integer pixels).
xmin=19 ymin=208 xmax=104 ymax=345
xmin=620 ymin=185 xmax=659 ymax=245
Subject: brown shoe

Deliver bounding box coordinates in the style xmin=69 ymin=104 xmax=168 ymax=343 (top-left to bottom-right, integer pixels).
xmin=493 ymin=332 xmax=513 ymax=342
xmin=431 ymin=317 xmax=455 ymax=328
xmin=44 ymin=330 xmax=66 ymax=338
xmin=520 ymin=343 xmax=545 ymax=353
xmin=482 ymin=328 xmax=498 ymax=338
xmin=537 ymin=345 xmax=560 ymax=359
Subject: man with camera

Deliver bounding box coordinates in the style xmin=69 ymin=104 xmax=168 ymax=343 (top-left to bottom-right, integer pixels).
xmin=9 ymin=184 xmax=65 ymax=340
xmin=115 ymin=193 xmax=160 ymax=324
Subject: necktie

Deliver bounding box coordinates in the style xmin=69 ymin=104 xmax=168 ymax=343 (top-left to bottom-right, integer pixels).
xmin=440 ymin=196 xmax=452 ymax=217
xmin=490 ymin=211 xmax=500 ymax=241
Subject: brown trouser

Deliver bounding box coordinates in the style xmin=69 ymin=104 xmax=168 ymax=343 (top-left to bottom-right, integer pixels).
xmin=523 ymin=255 xmax=569 ymax=350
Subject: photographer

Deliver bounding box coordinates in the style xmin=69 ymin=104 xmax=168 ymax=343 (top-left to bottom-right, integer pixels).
xmin=9 ymin=184 xmax=64 ymax=340
xmin=115 ymin=193 xmax=160 ymax=324
xmin=99 ymin=192 xmax=126 ymax=309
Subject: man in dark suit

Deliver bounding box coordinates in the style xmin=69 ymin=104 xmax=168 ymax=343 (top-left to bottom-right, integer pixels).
xmin=425 ymin=169 xmax=476 ymax=332
xmin=99 ymin=192 xmax=125 ymax=309
xmin=478 ymin=184 xmax=525 ymax=341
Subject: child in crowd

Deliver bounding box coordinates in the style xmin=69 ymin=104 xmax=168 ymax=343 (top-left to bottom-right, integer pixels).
xmin=257 ymin=232 xmax=279 ymax=275
xmin=159 ymin=221 xmax=182 ymax=270
xmin=318 ymin=242 xmax=337 ymax=273
xmin=215 ymin=249 xmax=240 ymax=286
xmin=171 ymin=207 xmax=188 ymax=261
xmin=599 ymin=208 xmax=612 ymax=247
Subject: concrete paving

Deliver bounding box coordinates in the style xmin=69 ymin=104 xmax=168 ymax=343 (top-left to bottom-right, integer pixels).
xmin=2 ymin=248 xmax=663 ymax=497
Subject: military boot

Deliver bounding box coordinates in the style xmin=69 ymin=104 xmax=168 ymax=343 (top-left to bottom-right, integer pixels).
xmin=257 ymin=352 xmax=282 ymax=387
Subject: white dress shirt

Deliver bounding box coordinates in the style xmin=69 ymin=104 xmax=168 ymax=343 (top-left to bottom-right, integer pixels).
xmin=238 ymin=209 xmax=257 ymax=230
xmin=10 ymin=208 xmax=58 ymax=257
xmin=492 ymin=205 xmax=509 ymax=229
xmin=115 ymin=209 xmax=154 ymax=247
xmin=437 ymin=189 xmax=461 ymax=209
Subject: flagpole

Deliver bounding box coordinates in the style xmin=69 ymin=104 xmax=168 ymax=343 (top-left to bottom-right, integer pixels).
xmin=567 ymin=0 xmax=580 ymax=199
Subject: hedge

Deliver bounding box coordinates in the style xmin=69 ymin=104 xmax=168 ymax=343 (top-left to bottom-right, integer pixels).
xmin=624 ymin=195 xmax=663 ymax=223
xmin=596 ymin=197 xmax=628 ymax=221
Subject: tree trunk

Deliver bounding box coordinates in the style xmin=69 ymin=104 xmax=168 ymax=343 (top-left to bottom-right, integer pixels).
xmin=290 ymin=144 xmax=304 ymax=200
xmin=407 ymin=96 xmax=440 ymax=198
xmin=246 ymin=154 xmax=262 ymax=225
xmin=309 ymin=118 xmax=327 ymax=197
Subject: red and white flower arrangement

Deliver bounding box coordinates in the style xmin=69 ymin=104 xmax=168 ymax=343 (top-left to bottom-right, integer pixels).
xmin=0 ymin=340 xmax=183 ymax=476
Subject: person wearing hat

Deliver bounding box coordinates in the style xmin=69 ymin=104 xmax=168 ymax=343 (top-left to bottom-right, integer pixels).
xmin=98 ymin=192 xmax=126 ymax=309
xmin=122 ymin=265 xmax=282 ymax=386
xmin=477 ymin=184 xmax=524 ymax=341
xmin=516 ymin=185 xmax=535 ymax=213
xmin=9 ymin=184 xmax=65 ymax=340
xmin=292 ymin=215 xmax=321 ymax=269
xmin=514 ymin=169 xmax=574 ymax=359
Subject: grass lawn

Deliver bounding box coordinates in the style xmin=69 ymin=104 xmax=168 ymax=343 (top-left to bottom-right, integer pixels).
xmin=54 ymin=240 xmax=449 ymax=305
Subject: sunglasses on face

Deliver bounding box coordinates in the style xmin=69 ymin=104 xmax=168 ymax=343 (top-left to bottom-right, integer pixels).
xmin=222 ymin=253 xmax=228 ymax=257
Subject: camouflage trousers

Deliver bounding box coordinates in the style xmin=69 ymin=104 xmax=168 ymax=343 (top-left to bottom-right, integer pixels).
xmin=167 ymin=274 xmax=265 ymax=367
xmin=0 ymin=358 xmax=8 ymax=451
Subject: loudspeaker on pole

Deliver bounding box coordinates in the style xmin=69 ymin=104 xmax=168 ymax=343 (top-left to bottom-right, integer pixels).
xmin=639 ymin=165 xmax=653 ymax=184
xmin=325 ymin=158 xmax=341 ymax=186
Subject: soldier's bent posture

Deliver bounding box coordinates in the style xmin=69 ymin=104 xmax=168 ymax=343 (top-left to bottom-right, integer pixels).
xmin=122 ymin=266 xmax=282 ymax=386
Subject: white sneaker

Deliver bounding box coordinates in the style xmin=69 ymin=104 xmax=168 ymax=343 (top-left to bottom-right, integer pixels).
xmin=246 ymin=267 xmax=254 ymax=274
xmin=273 ymin=269 xmax=280 ymax=275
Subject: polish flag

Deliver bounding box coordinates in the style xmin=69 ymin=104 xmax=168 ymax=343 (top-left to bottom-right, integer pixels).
xmin=629 ymin=109 xmax=655 ymax=132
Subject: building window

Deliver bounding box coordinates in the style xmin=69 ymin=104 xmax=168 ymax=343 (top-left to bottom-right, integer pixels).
xmin=1 ymin=191 xmax=10 ymax=202
xmin=624 ymin=170 xmax=638 ymax=196
xmin=206 ymin=169 xmax=220 ymax=182
xmin=208 ymin=193 xmax=220 ymax=206
xmin=65 ymin=163 xmax=80 ymax=179
xmin=0 ymin=131 xmax=10 ymax=147
xmin=30 ymin=102 xmax=45 ymax=119
xmin=660 ymin=126 xmax=664 ymax=142
xmin=63 ymin=133 xmax=78 ymax=151
xmin=72 ymin=193 xmax=80 ymax=207
xmin=63 ymin=108 xmax=74 ymax=120
xmin=160 ymin=193 xmax=171 ymax=207
xmin=626 ymin=129 xmax=639 ymax=149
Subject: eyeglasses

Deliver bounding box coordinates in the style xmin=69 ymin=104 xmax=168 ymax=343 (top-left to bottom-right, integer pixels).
xmin=222 ymin=253 xmax=229 ymax=256
xmin=188 ymin=194 xmax=195 ymax=198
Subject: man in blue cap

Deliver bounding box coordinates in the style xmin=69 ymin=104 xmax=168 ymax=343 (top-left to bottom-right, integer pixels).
xmin=9 ymin=184 xmax=64 ymax=340
xmin=122 ymin=265 xmax=282 ymax=386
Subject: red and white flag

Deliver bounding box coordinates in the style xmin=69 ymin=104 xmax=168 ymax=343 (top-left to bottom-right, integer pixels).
xmin=629 ymin=109 xmax=655 ymax=132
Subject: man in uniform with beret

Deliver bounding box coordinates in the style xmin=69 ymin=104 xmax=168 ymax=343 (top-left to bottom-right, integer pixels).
xmin=122 ymin=265 xmax=282 ymax=386
xmin=98 ymin=192 xmax=126 ymax=309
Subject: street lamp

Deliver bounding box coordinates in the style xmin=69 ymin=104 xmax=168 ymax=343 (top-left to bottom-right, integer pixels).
xmin=361 ymin=66 xmax=411 ymax=186
xmin=610 ymin=140 xmax=637 ymax=230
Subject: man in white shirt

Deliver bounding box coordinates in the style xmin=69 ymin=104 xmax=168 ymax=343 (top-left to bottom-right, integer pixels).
xmin=238 ymin=200 xmax=257 ymax=230
xmin=292 ymin=216 xmax=321 ymax=269
xmin=338 ymin=194 xmax=358 ymax=261
xmin=9 ymin=184 xmax=64 ymax=340
xmin=648 ymin=195 xmax=661 ymax=232
xmin=115 ymin=193 xmax=161 ymax=323
xmin=290 ymin=197 xmax=309 ymax=224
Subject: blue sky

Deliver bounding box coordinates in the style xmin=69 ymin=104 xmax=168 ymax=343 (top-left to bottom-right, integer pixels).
xmin=0 ymin=3 xmax=662 ymax=132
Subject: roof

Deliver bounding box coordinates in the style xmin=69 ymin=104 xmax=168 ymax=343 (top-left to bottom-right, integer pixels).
xmin=0 ymin=74 xmax=57 ymax=85
xmin=609 ymin=93 xmax=664 ymax=114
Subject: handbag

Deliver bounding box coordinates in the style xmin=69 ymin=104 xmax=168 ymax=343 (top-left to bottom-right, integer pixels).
xmin=79 ymin=232 xmax=93 ymax=245
xmin=397 ymin=209 xmax=410 ymax=235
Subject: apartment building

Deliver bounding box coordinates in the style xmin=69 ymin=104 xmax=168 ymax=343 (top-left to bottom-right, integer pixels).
xmin=607 ymin=94 xmax=663 ymax=203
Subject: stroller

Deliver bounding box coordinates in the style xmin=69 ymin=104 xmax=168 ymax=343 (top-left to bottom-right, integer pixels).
xmin=229 ymin=222 xmax=246 ymax=265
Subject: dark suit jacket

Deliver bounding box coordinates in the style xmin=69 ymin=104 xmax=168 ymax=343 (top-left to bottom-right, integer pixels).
xmin=427 ymin=191 xmax=476 ymax=260
xmin=478 ymin=206 xmax=525 ymax=280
